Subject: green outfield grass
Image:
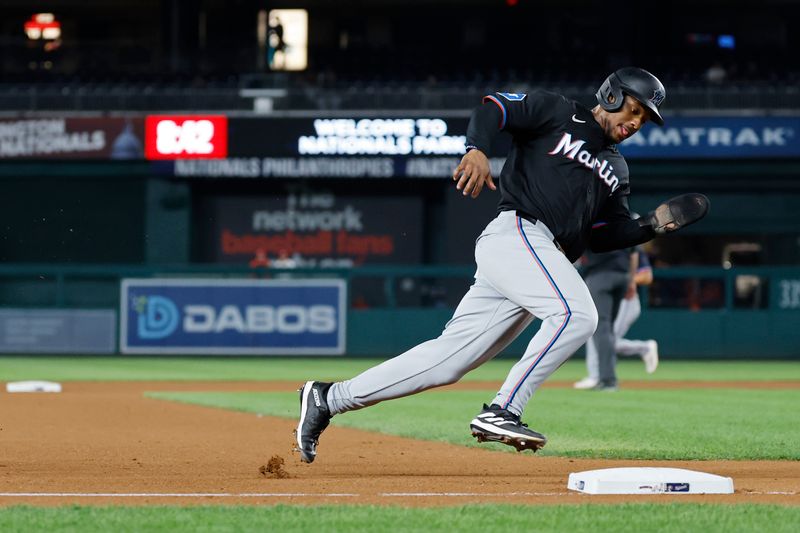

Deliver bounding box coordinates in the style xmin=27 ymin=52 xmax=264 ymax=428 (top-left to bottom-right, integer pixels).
xmin=147 ymin=386 xmax=800 ymax=460
xmin=1 ymin=356 xmax=800 ymax=382
xmin=1 ymin=504 xmax=798 ymax=533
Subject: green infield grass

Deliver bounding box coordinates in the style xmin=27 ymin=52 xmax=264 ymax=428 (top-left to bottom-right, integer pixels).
xmin=2 ymin=356 xmax=799 ymax=382
xmin=146 ymin=387 xmax=800 ymax=460
xmin=1 ymin=504 xmax=798 ymax=533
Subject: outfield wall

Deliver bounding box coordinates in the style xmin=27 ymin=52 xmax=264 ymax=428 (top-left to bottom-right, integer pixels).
xmin=348 ymin=308 xmax=800 ymax=360
xmin=0 ymin=264 xmax=797 ymax=359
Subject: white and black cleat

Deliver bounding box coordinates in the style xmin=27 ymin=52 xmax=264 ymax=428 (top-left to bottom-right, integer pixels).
xmin=470 ymin=403 xmax=547 ymax=453
xmin=295 ymin=381 xmax=333 ymax=463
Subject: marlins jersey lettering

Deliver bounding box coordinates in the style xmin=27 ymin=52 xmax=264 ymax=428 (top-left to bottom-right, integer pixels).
xmin=479 ymin=90 xmax=633 ymax=261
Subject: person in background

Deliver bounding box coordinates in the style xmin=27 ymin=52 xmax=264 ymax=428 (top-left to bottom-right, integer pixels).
xmin=574 ymin=245 xmax=658 ymax=390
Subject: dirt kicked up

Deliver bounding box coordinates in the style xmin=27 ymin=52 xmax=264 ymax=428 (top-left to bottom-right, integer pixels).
xmin=1 ymin=381 xmax=798 ymax=507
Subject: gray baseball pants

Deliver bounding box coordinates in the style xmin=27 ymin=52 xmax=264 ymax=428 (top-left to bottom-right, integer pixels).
xmin=327 ymin=211 xmax=598 ymax=417
xmin=584 ymin=270 xmax=630 ymax=385
xmin=585 ymin=294 xmax=649 ymax=379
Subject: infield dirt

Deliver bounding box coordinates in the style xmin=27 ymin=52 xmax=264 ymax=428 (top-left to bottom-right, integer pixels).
xmin=2 ymin=381 xmax=798 ymax=507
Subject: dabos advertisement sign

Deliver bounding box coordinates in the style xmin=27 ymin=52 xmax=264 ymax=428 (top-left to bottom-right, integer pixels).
xmin=120 ymin=279 xmax=346 ymax=355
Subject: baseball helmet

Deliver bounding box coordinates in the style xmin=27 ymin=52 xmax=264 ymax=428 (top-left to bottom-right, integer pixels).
xmin=596 ymin=67 xmax=666 ymax=126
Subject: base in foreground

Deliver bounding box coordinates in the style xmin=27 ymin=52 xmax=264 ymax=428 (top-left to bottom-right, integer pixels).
xmin=568 ymin=467 xmax=734 ymax=494
xmin=6 ymin=380 xmax=62 ymax=393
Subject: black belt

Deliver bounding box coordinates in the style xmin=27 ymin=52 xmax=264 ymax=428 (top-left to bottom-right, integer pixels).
xmin=510 ymin=210 xmax=564 ymax=253
xmin=514 ymin=210 xmax=538 ymax=225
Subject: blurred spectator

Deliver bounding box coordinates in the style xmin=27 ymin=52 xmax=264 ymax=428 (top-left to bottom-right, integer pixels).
xmin=249 ymin=249 xmax=271 ymax=269
xmin=272 ymin=249 xmax=299 ymax=269
xmin=352 ymin=294 xmax=370 ymax=309
xmin=268 ymin=15 xmax=287 ymax=70
xmin=705 ymin=62 xmax=727 ymax=84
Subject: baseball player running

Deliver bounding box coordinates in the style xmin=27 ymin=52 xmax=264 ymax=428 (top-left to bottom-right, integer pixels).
xmin=296 ymin=67 xmax=709 ymax=463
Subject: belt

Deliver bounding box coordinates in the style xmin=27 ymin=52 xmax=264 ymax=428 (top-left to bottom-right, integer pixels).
xmin=511 ymin=210 xmax=564 ymax=253
xmin=515 ymin=210 xmax=538 ymax=225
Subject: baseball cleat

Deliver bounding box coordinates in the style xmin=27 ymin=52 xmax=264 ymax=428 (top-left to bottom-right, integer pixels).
xmin=573 ymin=377 xmax=599 ymax=390
xmin=470 ymin=404 xmax=547 ymax=453
xmin=642 ymin=340 xmax=659 ymax=374
xmin=590 ymin=380 xmax=619 ymax=392
xmin=295 ymin=381 xmax=333 ymax=463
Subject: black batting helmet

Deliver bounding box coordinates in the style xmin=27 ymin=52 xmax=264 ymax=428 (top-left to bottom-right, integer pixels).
xmin=596 ymin=67 xmax=666 ymax=126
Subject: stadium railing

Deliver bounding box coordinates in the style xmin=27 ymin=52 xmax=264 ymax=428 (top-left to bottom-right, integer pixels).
xmin=2 ymin=83 xmax=799 ymax=112
xmin=0 ymin=263 xmax=796 ymax=312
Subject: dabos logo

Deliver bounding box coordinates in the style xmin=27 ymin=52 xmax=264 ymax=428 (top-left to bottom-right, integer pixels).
xmin=145 ymin=115 xmax=228 ymax=159
xmin=122 ymin=279 xmax=346 ymax=355
xmin=133 ymin=295 xmax=179 ymax=339
xmin=182 ymin=304 xmax=336 ymax=334
xmin=132 ymin=295 xmax=335 ymax=337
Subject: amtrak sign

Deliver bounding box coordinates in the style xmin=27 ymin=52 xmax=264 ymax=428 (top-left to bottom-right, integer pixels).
xmin=618 ymin=116 xmax=800 ymax=158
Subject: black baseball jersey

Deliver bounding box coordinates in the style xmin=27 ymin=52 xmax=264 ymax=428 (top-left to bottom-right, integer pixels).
xmin=467 ymin=90 xmax=634 ymax=262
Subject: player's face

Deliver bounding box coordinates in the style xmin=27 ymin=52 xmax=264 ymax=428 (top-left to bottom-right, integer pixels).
xmin=608 ymin=95 xmax=650 ymax=143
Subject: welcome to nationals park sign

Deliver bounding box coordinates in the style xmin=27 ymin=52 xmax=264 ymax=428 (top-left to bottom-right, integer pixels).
xmin=166 ymin=114 xmax=800 ymax=179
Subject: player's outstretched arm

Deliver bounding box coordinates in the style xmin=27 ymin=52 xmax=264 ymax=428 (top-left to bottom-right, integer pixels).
xmin=640 ymin=193 xmax=710 ymax=234
xmin=453 ymin=149 xmax=496 ymax=198
xmin=590 ymin=193 xmax=710 ymax=253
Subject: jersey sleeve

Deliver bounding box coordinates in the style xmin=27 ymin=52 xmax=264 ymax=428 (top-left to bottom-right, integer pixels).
xmin=482 ymin=90 xmax=560 ymax=133
xmin=588 ymin=189 xmax=656 ymax=253
xmin=596 ymin=192 xmax=634 ymax=225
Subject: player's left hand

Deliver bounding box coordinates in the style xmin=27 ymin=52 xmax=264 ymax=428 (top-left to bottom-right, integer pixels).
xmin=453 ymin=149 xmax=496 ymax=198
xmin=643 ymin=193 xmax=710 ymax=234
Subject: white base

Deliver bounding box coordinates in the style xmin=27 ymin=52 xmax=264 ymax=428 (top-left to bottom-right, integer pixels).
xmin=6 ymin=380 xmax=62 ymax=393
xmin=568 ymin=467 xmax=734 ymax=494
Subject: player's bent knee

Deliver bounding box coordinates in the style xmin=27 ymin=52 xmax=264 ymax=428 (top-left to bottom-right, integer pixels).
xmin=435 ymin=367 xmax=467 ymax=387
xmin=570 ymin=305 xmax=598 ymax=340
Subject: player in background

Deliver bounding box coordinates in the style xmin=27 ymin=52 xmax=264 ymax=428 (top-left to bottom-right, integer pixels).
xmin=294 ymin=67 xmax=709 ymax=463
xmin=574 ymin=245 xmax=658 ymax=390
xmin=615 ymin=247 xmax=659 ymax=370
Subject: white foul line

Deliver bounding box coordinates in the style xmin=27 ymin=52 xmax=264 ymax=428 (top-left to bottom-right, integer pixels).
xmin=381 ymin=492 xmax=569 ymax=497
xmin=0 ymin=493 xmax=358 ymax=498
xmin=0 ymin=491 xmax=567 ymax=499
xmin=0 ymin=491 xmax=795 ymax=498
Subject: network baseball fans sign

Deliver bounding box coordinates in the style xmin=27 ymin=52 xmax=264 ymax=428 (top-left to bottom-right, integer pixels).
xmin=120 ymin=278 xmax=346 ymax=355
xmin=199 ymin=192 xmax=423 ymax=266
